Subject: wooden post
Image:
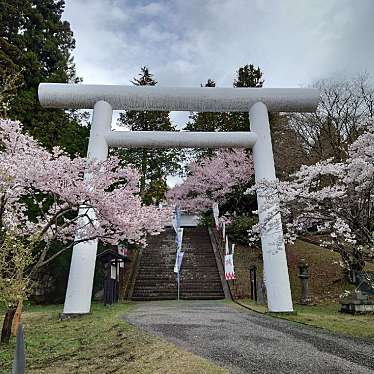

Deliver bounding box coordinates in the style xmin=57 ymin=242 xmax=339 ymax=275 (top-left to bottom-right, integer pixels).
xmin=1 ymin=307 xmax=17 ymax=344
xmin=12 ymin=300 xmax=23 ymax=336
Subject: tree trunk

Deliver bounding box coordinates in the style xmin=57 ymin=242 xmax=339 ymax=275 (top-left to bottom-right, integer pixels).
xmin=1 ymin=306 xmax=17 ymax=344
xmin=140 ymin=149 xmax=147 ymax=199
xmin=341 ymin=250 xmax=365 ymax=284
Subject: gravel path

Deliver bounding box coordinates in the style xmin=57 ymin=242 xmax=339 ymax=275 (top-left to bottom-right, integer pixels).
xmin=123 ymin=300 xmax=374 ymax=374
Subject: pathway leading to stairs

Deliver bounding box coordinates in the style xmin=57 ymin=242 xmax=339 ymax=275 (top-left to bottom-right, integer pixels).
xmin=123 ymin=300 xmax=374 ymax=374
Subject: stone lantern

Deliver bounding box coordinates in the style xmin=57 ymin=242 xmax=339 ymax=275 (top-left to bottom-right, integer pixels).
xmin=298 ymin=258 xmax=311 ymax=305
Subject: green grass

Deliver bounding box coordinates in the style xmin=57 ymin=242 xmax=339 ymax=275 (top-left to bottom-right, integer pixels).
xmin=234 ymin=299 xmax=267 ymax=314
xmin=281 ymin=304 xmax=374 ymax=339
xmin=0 ymin=303 xmax=228 ymax=374
xmin=236 ymin=299 xmax=374 ymax=339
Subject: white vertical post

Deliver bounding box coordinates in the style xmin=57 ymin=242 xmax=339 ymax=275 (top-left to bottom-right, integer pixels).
xmin=63 ymin=100 xmax=113 ymax=314
xmin=249 ymin=102 xmax=293 ymax=312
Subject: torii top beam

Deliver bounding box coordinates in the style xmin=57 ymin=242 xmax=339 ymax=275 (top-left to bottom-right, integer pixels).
xmin=38 ymin=83 xmax=319 ymax=112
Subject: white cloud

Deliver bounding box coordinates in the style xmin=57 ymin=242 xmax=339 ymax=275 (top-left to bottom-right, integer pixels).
xmin=63 ymin=0 xmax=374 ymax=128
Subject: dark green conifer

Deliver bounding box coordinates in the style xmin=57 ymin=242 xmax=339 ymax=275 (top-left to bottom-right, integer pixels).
xmin=0 ymin=0 xmax=89 ymax=155
xmin=116 ymin=67 xmax=182 ymax=204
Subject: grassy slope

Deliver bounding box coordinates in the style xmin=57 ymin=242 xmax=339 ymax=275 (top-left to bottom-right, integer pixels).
xmin=232 ymin=239 xmax=374 ymax=303
xmin=0 ymin=303 xmax=228 ymax=374
xmin=286 ymin=240 xmax=348 ymax=303
xmin=237 ymin=300 xmax=374 ymax=340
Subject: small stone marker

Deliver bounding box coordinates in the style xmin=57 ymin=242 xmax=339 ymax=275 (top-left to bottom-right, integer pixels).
xmin=256 ymin=274 xmax=266 ymax=305
xmin=249 ymin=265 xmax=257 ymax=301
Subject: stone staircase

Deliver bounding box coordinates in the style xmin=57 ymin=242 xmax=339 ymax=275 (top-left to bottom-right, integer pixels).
xmin=131 ymin=227 xmax=225 ymax=301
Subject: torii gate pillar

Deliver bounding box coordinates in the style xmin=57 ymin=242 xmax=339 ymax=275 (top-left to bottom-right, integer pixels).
xmin=63 ymin=101 xmax=112 ymax=314
xmin=250 ymin=102 xmax=293 ymax=312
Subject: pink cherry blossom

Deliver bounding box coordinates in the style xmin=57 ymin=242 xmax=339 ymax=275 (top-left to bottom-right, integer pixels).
xmin=167 ymin=149 xmax=254 ymax=212
xmin=0 ymin=120 xmax=171 ymax=269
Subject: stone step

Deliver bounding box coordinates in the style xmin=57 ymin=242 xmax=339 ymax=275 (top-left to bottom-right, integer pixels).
xmin=180 ymin=295 xmax=225 ymax=300
xmin=140 ymin=256 xmax=217 ymax=260
xmin=135 ymin=280 xmax=223 ymax=285
xmin=133 ymin=290 xmax=177 ymax=295
xmin=131 ymin=227 xmax=224 ymax=301
xmin=131 ymin=296 xmax=177 ymax=301
xmin=135 ymin=274 xmax=221 ymax=279
xmin=133 ymin=280 xmax=223 ymax=288
xmin=138 ymin=265 xmax=218 ymax=269
xmin=139 ymin=256 xmax=216 ymax=262
xmin=135 ymin=287 xmax=223 ymax=293
xmin=134 ymin=283 xmax=221 ymax=288
xmin=133 ymin=290 xmax=224 ymax=296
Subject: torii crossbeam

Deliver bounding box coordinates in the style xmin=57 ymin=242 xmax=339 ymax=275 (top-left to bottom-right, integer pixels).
xmin=38 ymin=83 xmax=319 ymax=314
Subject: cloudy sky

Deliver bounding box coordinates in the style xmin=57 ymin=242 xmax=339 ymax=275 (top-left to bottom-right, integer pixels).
xmin=63 ymin=0 xmax=373 ymax=185
xmin=63 ymin=0 xmax=374 ymax=127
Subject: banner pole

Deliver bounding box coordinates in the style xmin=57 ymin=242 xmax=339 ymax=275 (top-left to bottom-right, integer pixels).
xmin=177 ymin=270 xmax=180 ymax=301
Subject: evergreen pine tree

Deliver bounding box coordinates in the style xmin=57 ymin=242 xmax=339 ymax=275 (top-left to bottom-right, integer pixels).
xmin=185 ymin=65 xmax=265 ymax=157
xmin=116 ymin=67 xmax=182 ymax=204
xmin=185 ymin=78 xmax=233 ymax=133
xmin=233 ymin=64 xmax=264 ymax=88
xmin=185 ymin=79 xmax=218 ymax=132
xmin=186 ymin=65 xmax=265 ymax=135
xmin=184 ymin=79 xmax=228 ymax=158
xmin=228 ymin=64 xmax=265 ymax=131
xmin=0 ymin=0 xmax=89 ymax=156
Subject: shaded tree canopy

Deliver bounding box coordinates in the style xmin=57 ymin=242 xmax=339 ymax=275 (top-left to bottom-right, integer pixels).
xmin=0 ymin=0 xmax=89 ymax=156
xmin=289 ymin=75 xmax=374 ymax=163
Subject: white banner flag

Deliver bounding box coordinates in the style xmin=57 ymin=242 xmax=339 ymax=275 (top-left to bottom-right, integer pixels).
xmin=172 ymin=206 xmax=182 ymax=233
xmin=224 ymin=254 xmax=236 ymax=280
xmin=174 ymin=251 xmax=184 ymax=273
xmin=225 ymin=235 xmax=229 ymax=255
xmin=176 ymin=228 xmax=184 ymax=251
xmin=212 ymin=202 xmax=219 ymax=229
xmin=222 ymin=221 xmax=226 ymax=240
xmin=172 ymin=216 xmax=177 ymax=233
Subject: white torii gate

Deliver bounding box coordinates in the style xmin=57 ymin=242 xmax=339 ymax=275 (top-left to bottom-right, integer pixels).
xmin=38 ymin=83 xmax=319 ymax=314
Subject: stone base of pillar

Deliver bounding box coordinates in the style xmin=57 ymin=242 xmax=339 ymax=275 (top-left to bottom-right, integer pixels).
xmin=267 ymin=310 xmax=298 ymax=316
xmin=59 ymin=312 xmax=91 ymax=321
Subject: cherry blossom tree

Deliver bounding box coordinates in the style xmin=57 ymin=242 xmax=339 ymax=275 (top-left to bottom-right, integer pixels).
xmin=0 ymin=119 xmax=170 ymax=343
xmin=167 ymin=149 xmax=254 ymax=213
xmin=248 ymin=124 xmax=374 ymax=280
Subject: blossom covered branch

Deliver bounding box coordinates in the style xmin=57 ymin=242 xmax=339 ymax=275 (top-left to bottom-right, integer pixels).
xmin=247 ymin=126 xmax=374 ymax=275
xmin=167 ymin=149 xmax=254 ymax=213
xmin=0 ymin=120 xmax=171 ymax=267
